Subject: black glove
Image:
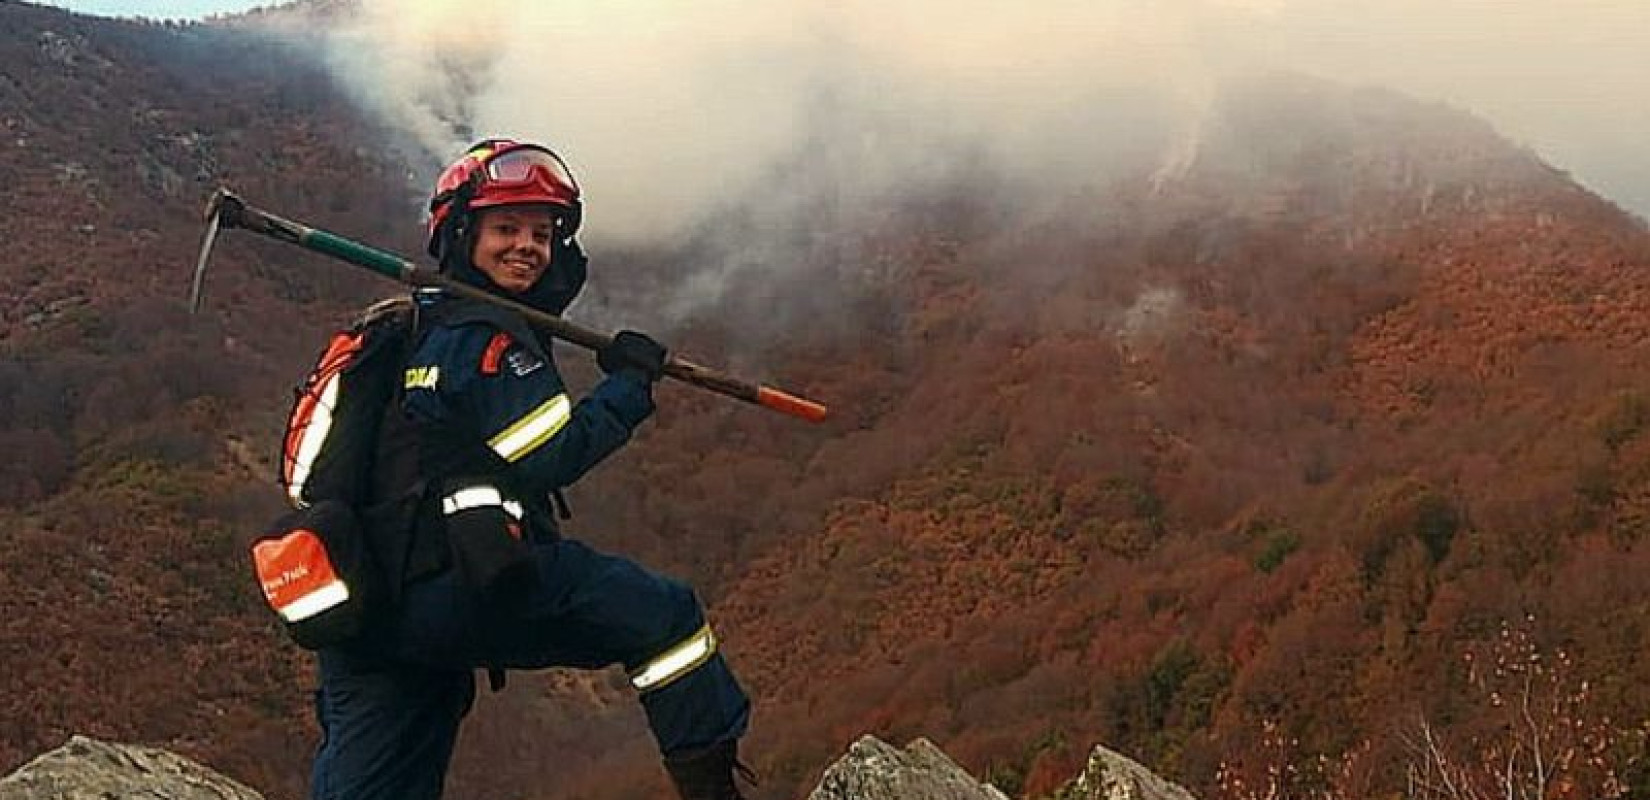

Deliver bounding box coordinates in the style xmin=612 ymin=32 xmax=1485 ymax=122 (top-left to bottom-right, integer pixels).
xmin=597 ymin=330 xmax=668 ymax=383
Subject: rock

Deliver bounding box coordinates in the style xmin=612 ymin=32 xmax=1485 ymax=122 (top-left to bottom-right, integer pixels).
xmin=808 ymin=735 xmax=1010 ymax=800
xmin=0 ymin=735 xmax=263 ymax=800
xmin=36 ymin=31 xmax=112 ymax=70
xmin=1 ymin=732 xmax=1191 ymax=800
xmin=1046 ymin=744 xmax=1199 ymax=800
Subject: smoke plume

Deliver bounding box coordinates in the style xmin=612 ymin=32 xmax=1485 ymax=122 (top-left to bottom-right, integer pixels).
xmin=320 ymin=0 xmax=1648 ymax=237
xmin=311 ymin=0 xmax=1648 ymax=339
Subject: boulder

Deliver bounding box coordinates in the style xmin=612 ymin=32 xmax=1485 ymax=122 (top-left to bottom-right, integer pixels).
xmin=807 ymin=735 xmax=1010 ymax=800
xmin=1045 ymin=743 xmax=1198 ymax=800
xmin=0 ymin=735 xmax=263 ymax=800
xmin=0 ymin=731 xmax=1197 ymax=800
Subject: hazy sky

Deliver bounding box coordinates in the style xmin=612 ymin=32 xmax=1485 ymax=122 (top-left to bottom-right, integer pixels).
xmin=37 ymin=0 xmax=272 ymax=20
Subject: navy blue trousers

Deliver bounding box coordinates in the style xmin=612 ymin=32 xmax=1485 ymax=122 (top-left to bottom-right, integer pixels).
xmin=309 ymin=538 xmax=751 ymax=800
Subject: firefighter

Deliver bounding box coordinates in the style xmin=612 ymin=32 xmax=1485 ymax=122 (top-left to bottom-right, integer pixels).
xmin=308 ymin=139 xmax=752 ymax=800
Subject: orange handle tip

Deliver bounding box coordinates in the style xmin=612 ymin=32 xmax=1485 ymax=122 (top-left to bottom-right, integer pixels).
xmin=756 ymin=386 xmax=828 ymax=423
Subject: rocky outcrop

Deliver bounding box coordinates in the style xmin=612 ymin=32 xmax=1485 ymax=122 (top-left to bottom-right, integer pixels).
xmin=0 ymin=735 xmax=263 ymax=800
xmin=1045 ymin=744 xmax=1199 ymax=800
xmin=1 ymin=733 xmax=1197 ymax=800
xmin=808 ymin=735 xmax=1010 ymax=800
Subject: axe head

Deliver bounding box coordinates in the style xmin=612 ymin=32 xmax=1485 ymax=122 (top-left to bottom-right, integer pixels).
xmin=189 ymin=188 xmax=245 ymax=314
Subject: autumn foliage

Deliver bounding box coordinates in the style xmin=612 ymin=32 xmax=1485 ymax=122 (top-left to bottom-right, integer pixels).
xmin=3 ymin=4 xmax=1650 ymax=800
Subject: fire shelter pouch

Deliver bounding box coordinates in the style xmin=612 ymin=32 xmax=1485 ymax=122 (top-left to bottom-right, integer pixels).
xmin=252 ymin=500 xmax=382 ymax=650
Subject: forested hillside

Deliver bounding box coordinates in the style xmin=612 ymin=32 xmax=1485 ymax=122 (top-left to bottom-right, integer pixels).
xmin=3 ymin=2 xmax=1649 ymax=799
xmin=0 ymin=3 xmax=419 ymax=795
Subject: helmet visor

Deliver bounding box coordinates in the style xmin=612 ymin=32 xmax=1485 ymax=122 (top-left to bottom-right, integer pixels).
xmin=484 ymin=145 xmax=579 ymax=194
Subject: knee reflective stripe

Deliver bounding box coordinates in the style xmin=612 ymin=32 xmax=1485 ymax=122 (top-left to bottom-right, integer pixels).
xmin=441 ymin=486 xmax=524 ymax=520
xmin=629 ymin=624 xmax=717 ymax=692
xmin=487 ymin=394 xmax=572 ymax=462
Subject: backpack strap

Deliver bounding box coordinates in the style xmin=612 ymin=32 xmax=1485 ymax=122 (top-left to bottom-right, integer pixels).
xmin=354 ymin=295 xmax=415 ymax=328
xmin=422 ymin=298 xmax=548 ymax=362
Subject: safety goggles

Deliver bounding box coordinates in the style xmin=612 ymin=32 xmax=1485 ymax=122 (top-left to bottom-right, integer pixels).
xmin=481 ymin=144 xmax=579 ymax=194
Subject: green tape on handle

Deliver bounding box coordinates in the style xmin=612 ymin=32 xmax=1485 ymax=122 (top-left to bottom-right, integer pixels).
xmin=304 ymin=229 xmax=413 ymax=282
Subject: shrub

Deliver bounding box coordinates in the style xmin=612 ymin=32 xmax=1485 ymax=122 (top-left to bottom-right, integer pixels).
xmin=1254 ymin=528 xmax=1302 ymax=574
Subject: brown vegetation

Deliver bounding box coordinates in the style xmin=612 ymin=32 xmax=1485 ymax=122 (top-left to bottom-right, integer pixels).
xmin=2 ymin=4 xmax=1649 ymax=800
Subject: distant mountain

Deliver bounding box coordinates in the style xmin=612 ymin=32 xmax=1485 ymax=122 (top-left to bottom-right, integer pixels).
xmin=2 ymin=2 xmax=1647 ymax=799
xmin=701 ymin=71 xmax=1650 ymax=798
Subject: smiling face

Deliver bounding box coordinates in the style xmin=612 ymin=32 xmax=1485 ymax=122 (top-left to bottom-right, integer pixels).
xmin=470 ymin=205 xmax=557 ymax=294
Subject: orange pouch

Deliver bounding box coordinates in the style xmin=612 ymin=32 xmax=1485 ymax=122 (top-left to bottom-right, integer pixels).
xmin=252 ymin=500 xmax=380 ymax=650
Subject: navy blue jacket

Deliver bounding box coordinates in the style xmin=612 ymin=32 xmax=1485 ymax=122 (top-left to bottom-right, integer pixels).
xmin=401 ymin=293 xmax=653 ymax=497
xmin=362 ymin=240 xmax=652 ymax=591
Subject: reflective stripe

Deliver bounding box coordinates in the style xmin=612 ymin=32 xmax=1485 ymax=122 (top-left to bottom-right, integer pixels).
xmin=442 ymin=486 xmax=523 ymax=519
xmin=629 ymin=624 xmax=716 ymax=692
xmin=287 ymin=374 xmax=340 ymax=507
xmin=276 ymin=580 xmax=349 ymax=622
xmin=443 ymin=486 xmax=503 ymax=514
xmin=487 ymin=394 xmax=572 ymax=462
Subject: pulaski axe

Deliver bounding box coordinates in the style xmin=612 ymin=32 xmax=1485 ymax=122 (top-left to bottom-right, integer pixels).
xmin=190 ymin=188 xmax=828 ymax=423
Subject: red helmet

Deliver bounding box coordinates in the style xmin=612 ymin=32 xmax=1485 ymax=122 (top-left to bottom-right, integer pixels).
xmin=425 ymin=138 xmax=583 ymax=259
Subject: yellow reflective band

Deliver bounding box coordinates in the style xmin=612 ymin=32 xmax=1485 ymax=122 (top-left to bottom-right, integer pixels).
xmin=629 ymin=624 xmax=716 ymax=692
xmin=487 ymin=394 xmax=572 ymax=463
xmin=405 ymin=366 xmax=440 ymax=390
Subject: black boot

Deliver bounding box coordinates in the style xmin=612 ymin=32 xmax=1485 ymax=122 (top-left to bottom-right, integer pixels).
xmin=664 ymin=739 xmax=753 ymax=800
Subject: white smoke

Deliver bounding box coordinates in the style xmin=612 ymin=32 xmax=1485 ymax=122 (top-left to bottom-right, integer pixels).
xmin=317 ymin=0 xmax=1258 ymax=248
xmin=1235 ymin=0 xmax=1650 ymax=218
xmin=319 ymin=0 xmax=1649 ymax=252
